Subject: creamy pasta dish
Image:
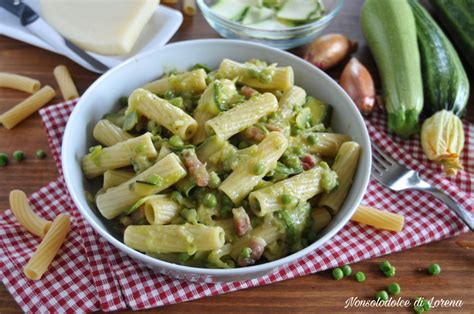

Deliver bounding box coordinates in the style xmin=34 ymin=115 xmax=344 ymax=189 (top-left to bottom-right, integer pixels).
xmin=82 ymin=59 xmax=361 ymax=268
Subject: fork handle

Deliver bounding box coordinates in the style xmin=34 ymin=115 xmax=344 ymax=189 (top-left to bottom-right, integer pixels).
xmin=417 ymin=187 xmax=474 ymax=231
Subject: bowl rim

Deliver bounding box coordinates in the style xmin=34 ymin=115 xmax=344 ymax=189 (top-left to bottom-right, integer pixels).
xmin=62 ymin=38 xmax=371 ymax=278
xmin=196 ymin=0 xmax=346 ymax=34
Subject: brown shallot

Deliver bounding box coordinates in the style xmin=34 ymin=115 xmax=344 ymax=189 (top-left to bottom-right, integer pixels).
xmin=304 ymin=34 xmax=357 ymax=70
xmin=339 ymin=57 xmax=376 ymax=115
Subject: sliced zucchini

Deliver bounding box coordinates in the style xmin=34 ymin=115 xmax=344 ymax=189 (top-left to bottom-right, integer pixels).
xmin=304 ymin=96 xmax=332 ymax=127
xmin=247 ymin=17 xmax=295 ymax=30
xmin=295 ymin=107 xmax=312 ymax=129
xmin=277 ymin=0 xmax=319 ymax=22
xmin=242 ymin=6 xmax=275 ymax=25
xmin=211 ymin=0 xmax=262 ymax=21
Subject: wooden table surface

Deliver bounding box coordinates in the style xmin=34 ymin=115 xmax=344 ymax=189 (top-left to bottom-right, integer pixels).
xmin=1 ymin=1 xmax=473 ymax=313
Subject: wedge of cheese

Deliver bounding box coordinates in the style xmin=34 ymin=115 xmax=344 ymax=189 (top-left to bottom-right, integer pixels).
xmin=40 ymin=0 xmax=158 ymax=55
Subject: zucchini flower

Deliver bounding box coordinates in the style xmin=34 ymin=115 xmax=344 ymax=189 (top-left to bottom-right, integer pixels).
xmin=420 ymin=110 xmax=464 ymax=176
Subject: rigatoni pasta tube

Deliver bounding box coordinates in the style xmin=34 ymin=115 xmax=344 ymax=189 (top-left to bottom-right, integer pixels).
xmin=93 ymin=119 xmax=133 ymax=146
xmin=128 ymin=88 xmax=198 ymax=139
xmin=205 ymin=93 xmax=278 ymax=140
xmin=318 ymin=141 xmax=361 ymax=214
xmin=143 ymin=69 xmax=207 ymax=95
xmin=0 ymin=72 xmax=40 ymax=93
xmin=192 ymin=79 xmax=237 ymax=145
xmin=219 ymin=132 xmax=288 ymax=203
xmin=53 ymin=65 xmax=79 ymax=100
xmin=96 ymin=153 xmax=187 ymax=219
xmin=144 ymin=195 xmax=181 ymax=225
xmin=276 ymin=86 xmax=306 ymax=123
xmin=351 ymin=205 xmax=404 ymax=232
xmin=291 ymin=133 xmax=351 ymax=157
xmin=217 ymin=59 xmax=294 ymax=91
xmin=249 ymin=166 xmax=332 ymax=217
xmin=183 ymin=0 xmax=196 ymax=15
xmin=0 ymin=86 xmax=56 ymax=129
xmin=9 ymin=190 xmax=52 ymax=237
xmin=81 ymin=132 xmax=157 ymax=178
xmin=103 ymin=169 xmax=135 ymax=190
xmin=23 ymin=214 xmax=70 ymax=280
xmin=124 ymin=224 xmax=225 ymax=254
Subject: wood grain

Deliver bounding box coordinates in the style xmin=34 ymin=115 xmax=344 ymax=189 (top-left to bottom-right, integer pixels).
xmin=1 ymin=0 xmax=473 ymax=313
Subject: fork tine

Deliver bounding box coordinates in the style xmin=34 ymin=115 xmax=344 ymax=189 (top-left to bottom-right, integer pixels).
xmin=371 ymin=142 xmax=396 ymax=165
xmin=372 ymin=150 xmax=391 ymax=169
xmin=371 ymin=160 xmax=385 ymax=174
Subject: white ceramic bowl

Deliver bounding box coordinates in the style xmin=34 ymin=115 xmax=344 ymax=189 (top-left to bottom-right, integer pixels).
xmin=62 ymin=39 xmax=371 ymax=282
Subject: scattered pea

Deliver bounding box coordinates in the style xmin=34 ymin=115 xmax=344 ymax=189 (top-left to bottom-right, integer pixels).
xmin=342 ymin=265 xmax=352 ymax=277
xmin=36 ymin=149 xmax=47 ymax=159
xmin=388 ymin=283 xmax=400 ymax=295
xmin=375 ymin=290 xmax=389 ymax=301
xmin=332 ymin=268 xmax=344 ymax=280
xmin=355 ymin=271 xmax=366 ymax=282
xmin=307 ymin=134 xmax=318 ymax=145
xmin=384 ymin=266 xmax=396 ymax=277
xmin=202 ymin=193 xmax=217 ymax=208
xmin=0 ymin=153 xmax=8 ymax=167
xmin=253 ymin=162 xmax=265 ymax=175
xmin=428 ymin=263 xmax=441 ymax=276
xmin=13 ymin=150 xmax=25 ymax=161
xmin=379 ymin=260 xmax=392 ymax=272
xmin=169 ymin=135 xmax=184 ymax=148
xmin=414 ymin=297 xmax=431 ymax=313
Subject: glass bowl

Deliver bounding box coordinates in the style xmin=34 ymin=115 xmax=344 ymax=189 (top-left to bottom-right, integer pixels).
xmin=197 ymin=0 xmax=346 ymax=50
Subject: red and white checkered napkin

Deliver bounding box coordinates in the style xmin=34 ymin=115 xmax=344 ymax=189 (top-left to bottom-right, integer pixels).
xmin=1 ymin=100 xmax=473 ymax=312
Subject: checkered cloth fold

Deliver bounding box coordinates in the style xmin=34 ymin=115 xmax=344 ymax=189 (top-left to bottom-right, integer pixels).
xmin=1 ymin=100 xmax=472 ymax=312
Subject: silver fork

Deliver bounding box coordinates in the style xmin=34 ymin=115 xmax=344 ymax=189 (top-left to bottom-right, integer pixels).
xmin=370 ymin=142 xmax=474 ymax=231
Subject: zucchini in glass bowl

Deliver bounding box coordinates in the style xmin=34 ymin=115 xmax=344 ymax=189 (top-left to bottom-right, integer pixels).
xmin=197 ymin=0 xmax=346 ymax=49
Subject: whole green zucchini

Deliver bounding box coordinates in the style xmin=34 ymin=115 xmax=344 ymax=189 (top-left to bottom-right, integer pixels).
xmin=432 ymin=0 xmax=474 ymax=70
xmin=408 ymin=0 xmax=470 ymax=117
xmin=361 ymin=0 xmax=423 ymax=138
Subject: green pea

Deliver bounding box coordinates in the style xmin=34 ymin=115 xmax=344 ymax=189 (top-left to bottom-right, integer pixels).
xmin=307 ymin=134 xmax=318 ymax=145
xmin=169 ymin=135 xmax=184 ymax=148
xmin=13 ymin=150 xmax=25 ymax=161
xmin=36 ymin=150 xmax=46 ymax=159
xmin=240 ymin=247 xmax=252 ymax=259
xmin=0 ymin=153 xmax=8 ymax=167
xmin=355 ymin=271 xmax=365 ymax=282
xmin=388 ymin=283 xmax=400 ymax=295
xmin=428 ymin=263 xmax=441 ymax=276
xmin=342 ymin=265 xmax=352 ymax=277
xmin=203 ymin=193 xmax=217 ymax=208
xmin=293 ymin=147 xmax=304 ymax=157
xmin=209 ymin=172 xmax=221 ymax=188
xmin=253 ymin=162 xmax=265 ymax=175
xmin=379 ymin=260 xmax=392 ymax=272
xmin=332 ymin=268 xmax=344 ymax=280
xmin=384 ymin=266 xmax=396 ymax=277
xmin=414 ymin=297 xmax=431 ymax=314
xmin=285 ymin=155 xmax=301 ymax=169
xmin=281 ymin=194 xmax=294 ymax=205
xmin=375 ymin=290 xmax=388 ymax=301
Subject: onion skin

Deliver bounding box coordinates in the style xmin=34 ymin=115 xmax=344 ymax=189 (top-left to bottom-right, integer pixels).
xmin=304 ymin=34 xmax=358 ymax=70
xmin=339 ymin=57 xmax=376 ymax=115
